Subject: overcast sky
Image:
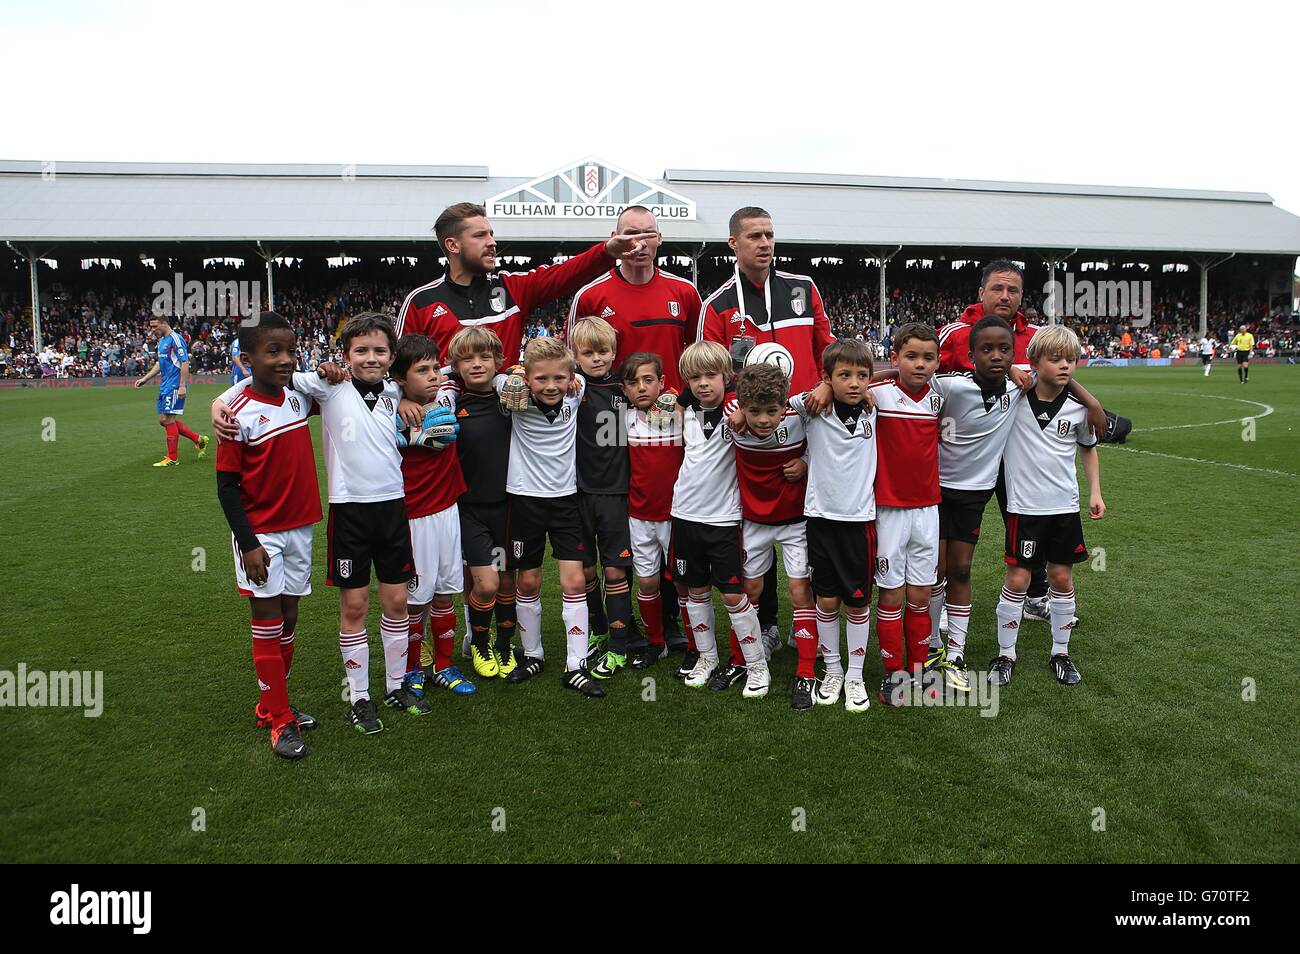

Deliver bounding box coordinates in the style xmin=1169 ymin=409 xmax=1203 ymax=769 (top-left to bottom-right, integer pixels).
xmin=4 ymin=0 xmax=1298 ymax=218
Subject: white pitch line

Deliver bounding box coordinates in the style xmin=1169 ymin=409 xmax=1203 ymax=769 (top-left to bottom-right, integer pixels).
xmin=1136 ymin=393 xmax=1275 ymax=432
xmin=1100 ymin=444 xmax=1297 ymax=479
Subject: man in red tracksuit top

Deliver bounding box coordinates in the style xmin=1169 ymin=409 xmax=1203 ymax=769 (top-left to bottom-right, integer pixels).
xmin=698 ymin=206 xmax=834 ymax=651
xmin=937 ymin=262 xmax=1039 ymax=373
xmin=566 ymin=205 xmax=702 ymax=393
xmin=396 ymin=201 xmax=658 ymax=368
xmin=697 ymin=206 xmax=835 ymax=397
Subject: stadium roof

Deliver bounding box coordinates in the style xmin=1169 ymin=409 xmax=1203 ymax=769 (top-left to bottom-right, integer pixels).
xmin=3 ymin=158 xmax=1300 ymax=257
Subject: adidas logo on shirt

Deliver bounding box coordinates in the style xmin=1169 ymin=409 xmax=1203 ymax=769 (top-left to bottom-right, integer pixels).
xmin=433 ymin=304 xmax=449 ymax=318
xmin=600 ymin=306 xmax=616 ymax=318
xmin=257 ymin=414 xmax=270 ymax=426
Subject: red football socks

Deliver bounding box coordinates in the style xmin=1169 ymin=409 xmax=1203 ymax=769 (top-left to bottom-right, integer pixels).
xmin=638 ymin=590 xmax=664 ymax=646
xmin=904 ymin=602 xmax=931 ymax=676
xmin=406 ymin=610 xmax=425 ymax=672
xmin=251 ymin=617 xmax=291 ymax=729
xmin=792 ymin=607 xmax=817 ymax=679
xmin=876 ymin=604 xmax=904 ymax=673
xmin=162 ymin=421 xmax=179 ymax=460
xmin=431 ymin=603 xmax=456 ymax=672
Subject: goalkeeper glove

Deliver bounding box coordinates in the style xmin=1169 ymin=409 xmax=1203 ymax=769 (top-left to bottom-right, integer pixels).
xmin=414 ymin=403 xmax=459 ymax=450
xmin=500 ymin=365 xmax=531 ymax=412
xmin=647 ymin=389 xmax=679 ymax=431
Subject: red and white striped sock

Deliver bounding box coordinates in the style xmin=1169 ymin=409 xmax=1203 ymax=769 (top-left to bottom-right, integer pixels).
xmin=727 ymin=596 xmax=764 ymax=668
xmin=561 ymin=591 xmax=589 ymax=671
xmin=406 ymin=608 xmax=426 ymax=673
xmin=430 ymin=603 xmax=456 ymax=672
xmin=996 ymin=586 xmax=1025 ymax=660
xmin=516 ymin=592 xmax=543 ymax=660
xmin=945 ymin=603 xmax=972 ymax=658
xmin=637 ymin=590 xmax=664 ymax=646
xmin=816 ymin=606 xmax=842 ymax=676
xmin=339 ymin=629 xmax=369 ymax=702
xmin=380 ymin=613 xmax=409 ymax=693
xmin=876 ymin=604 xmax=904 ymax=673
xmin=1049 ymin=587 xmax=1077 ymax=656
xmin=845 ymin=608 xmax=871 ymax=681
xmin=928 ymin=579 xmax=946 ymax=648
xmin=791 ymin=607 xmax=818 ymax=678
xmin=904 ymin=602 xmax=931 ymax=676
xmin=685 ymin=593 xmax=716 ymax=658
xmin=251 ymin=617 xmax=290 ymax=728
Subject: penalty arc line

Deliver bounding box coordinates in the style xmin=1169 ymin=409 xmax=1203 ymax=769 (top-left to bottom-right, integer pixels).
xmin=1099 ymin=444 xmax=1297 ymax=479
xmin=1135 ymin=393 xmax=1274 ymax=432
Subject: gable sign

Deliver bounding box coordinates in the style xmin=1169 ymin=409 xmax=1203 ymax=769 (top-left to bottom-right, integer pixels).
xmin=486 ymin=157 xmax=696 ymax=220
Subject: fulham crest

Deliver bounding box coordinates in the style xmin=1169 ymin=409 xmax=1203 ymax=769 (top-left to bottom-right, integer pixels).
xmin=791 ymin=286 xmax=806 ymax=316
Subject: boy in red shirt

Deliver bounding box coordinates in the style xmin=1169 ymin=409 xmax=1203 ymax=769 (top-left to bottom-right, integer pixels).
xmin=391 ymin=335 xmax=471 ymax=699
xmin=869 ymin=323 xmax=943 ymax=706
xmin=215 ymin=312 xmax=322 ymax=761
xmin=621 ymin=352 xmax=689 ymax=667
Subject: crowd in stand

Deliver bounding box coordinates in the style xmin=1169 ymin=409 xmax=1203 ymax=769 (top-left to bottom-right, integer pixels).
xmin=1 ymin=263 xmax=1294 ymax=380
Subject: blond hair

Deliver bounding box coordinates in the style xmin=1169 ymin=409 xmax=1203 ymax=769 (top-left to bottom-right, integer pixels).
xmin=569 ymin=316 xmax=617 ymax=353
xmin=679 ymin=340 xmax=732 ymax=380
xmin=447 ymin=326 xmax=504 ymax=365
xmin=523 ymin=335 xmax=575 ymax=372
xmin=1027 ymin=325 xmax=1081 ymax=363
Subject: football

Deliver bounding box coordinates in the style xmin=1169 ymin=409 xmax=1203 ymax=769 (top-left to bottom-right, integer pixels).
xmin=744 ymin=341 xmax=795 ymax=378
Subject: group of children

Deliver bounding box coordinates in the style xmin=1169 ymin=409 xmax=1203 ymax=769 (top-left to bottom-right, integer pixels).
xmin=215 ymin=309 xmax=1105 ymax=761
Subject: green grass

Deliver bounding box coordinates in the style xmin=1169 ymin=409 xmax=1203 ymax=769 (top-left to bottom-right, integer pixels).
xmin=1 ymin=364 xmax=1297 ymax=862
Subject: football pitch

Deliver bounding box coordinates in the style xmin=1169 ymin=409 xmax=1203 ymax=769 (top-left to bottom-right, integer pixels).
xmin=1 ymin=365 xmax=1296 ymax=863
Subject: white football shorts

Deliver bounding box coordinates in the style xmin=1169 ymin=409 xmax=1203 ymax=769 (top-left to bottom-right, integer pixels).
xmin=629 ymin=516 xmax=671 ymax=579
xmin=741 ymin=519 xmax=808 ymax=580
xmin=407 ymin=504 xmax=464 ymax=604
xmin=233 ymin=524 xmax=313 ymax=598
xmin=874 ymin=505 xmax=939 ymax=589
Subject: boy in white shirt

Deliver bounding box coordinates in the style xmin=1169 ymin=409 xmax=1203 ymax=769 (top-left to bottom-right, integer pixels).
xmin=216 ymin=313 xmax=427 ymax=734
xmin=993 ymin=325 xmax=1106 ymax=688
xmin=498 ymin=336 xmax=606 ymax=697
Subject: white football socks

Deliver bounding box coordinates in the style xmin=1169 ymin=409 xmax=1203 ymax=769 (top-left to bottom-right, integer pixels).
xmin=1049 ymin=586 xmax=1077 ymax=656
xmin=944 ymin=602 xmax=972 ymax=658
xmin=380 ymin=613 xmax=409 ymax=693
xmin=339 ymin=629 xmax=369 ymax=702
xmin=561 ymin=592 xmax=589 ymax=671
xmin=726 ymin=595 xmax=764 ymax=668
xmin=685 ymin=593 xmax=717 ymax=659
xmin=517 ymin=591 xmax=544 ymax=660
xmin=995 ymin=586 xmax=1025 ymax=660
xmin=928 ymin=579 xmax=946 ymax=648
xmin=845 ymin=608 xmax=870 ymax=681
xmin=816 ymin=606 xmax=842 ymax=676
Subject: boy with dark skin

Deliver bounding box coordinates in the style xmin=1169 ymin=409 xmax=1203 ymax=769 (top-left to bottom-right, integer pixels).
xmin=215 ymin=313 xmax=321 ymax=760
